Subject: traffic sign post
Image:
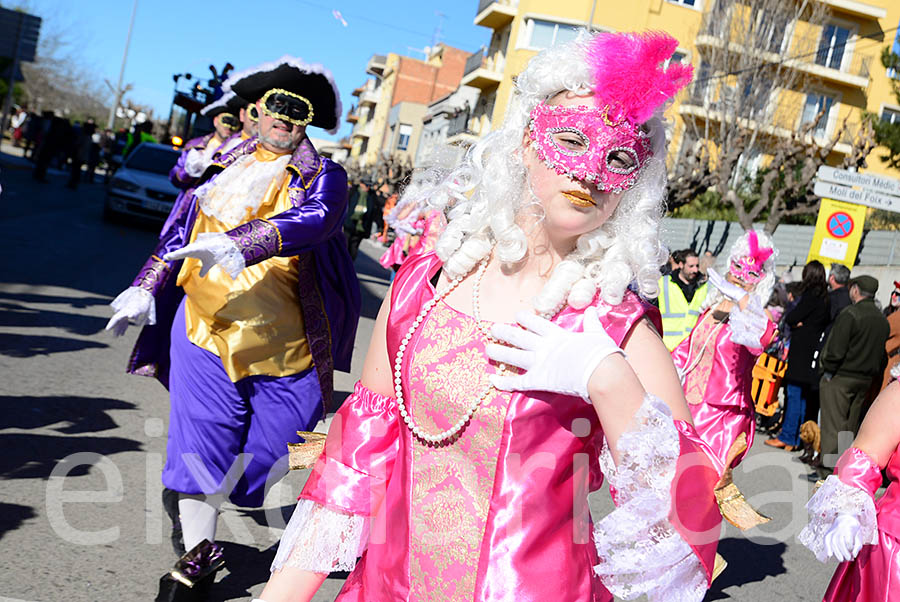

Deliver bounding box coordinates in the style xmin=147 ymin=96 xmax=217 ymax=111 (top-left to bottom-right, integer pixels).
xmin=806 ymin=198 xmax=867 ymax=268
xmin=808 ymin=166 xmax=899 ymax=267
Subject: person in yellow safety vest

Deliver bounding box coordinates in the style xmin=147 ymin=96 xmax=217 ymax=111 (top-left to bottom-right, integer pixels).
xmin=658 ymin=250 xmax=708 ymax=350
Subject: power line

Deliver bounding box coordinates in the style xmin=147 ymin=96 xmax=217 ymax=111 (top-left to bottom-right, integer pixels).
xmin=295 ymin=1 xmax=479 ymax=51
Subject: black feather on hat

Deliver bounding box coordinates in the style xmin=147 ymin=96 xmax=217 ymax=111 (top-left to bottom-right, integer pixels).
xmin=200 ymin=91 xmax=244 ymax=118
xmin=225 ymin=55 xmax=342 ymax=134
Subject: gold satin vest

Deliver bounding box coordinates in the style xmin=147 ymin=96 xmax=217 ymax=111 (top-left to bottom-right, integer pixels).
xmin=177 ymin=146 xmax=312 ymax=382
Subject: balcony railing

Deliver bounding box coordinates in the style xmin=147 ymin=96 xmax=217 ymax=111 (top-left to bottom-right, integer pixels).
xmin=464 ymin=51 xmax=485 ymax=76
xmin=474 ymin=0 xmax=517 ymax=29
xmin=696 ymin=11 xmax=873 ymax=88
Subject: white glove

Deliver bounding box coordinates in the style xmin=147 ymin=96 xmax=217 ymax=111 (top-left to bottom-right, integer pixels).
xmin=824 ymin=514 xmax=866 ymax=563
xmin=106 ymin=287 xmax=156 ymax=337
xmin=184 ymin=148 xmax=206 ymax=177
xmin=485 ymin=307 xmax=625 ymax=401
xmin=707 ymin=267 xmax=748 ymax=302
xmin=163 ymin=232 xmax=245 ymax=279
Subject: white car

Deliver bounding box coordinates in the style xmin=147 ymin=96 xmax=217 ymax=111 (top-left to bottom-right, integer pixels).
xmin=104 ymin=142 xmax=182 ymax=223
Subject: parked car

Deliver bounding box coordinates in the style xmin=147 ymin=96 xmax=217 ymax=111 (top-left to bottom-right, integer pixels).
xmin=104 ymin=142 xmax=181 ymax=223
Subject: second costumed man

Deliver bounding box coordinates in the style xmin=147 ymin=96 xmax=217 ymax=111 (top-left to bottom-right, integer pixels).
xmin=106 ymin=56 xmax=361 ymax=598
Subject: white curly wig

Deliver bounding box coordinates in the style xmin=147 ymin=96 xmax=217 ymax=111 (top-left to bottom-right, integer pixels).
xmin=398 ymin=33 xmax=671 ymax=313
xmin=702 ymin=229 xmax=778 ymax=311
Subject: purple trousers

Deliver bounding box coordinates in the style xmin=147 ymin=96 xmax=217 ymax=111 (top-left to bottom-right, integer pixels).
xmin=162 ymin=299 xmax=323 ymax=507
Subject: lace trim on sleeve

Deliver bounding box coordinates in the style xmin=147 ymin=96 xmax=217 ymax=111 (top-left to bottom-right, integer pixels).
xmin=271 ymin=498 xmax=367 ymax=574
xmin=797 ymin=475 xmax=878 ymax=562
xmin=194 ymin=232 xmax=246 ymax=279
xmin=593 ymin=394 xmax=708 ymax=602
xmin=728 ymin=298 xmax=767 ymax=348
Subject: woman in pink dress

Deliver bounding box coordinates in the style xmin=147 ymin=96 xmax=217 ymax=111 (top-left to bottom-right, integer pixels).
xmin=673 ymin=231 xmax=778 ymax=482
xmin=799 ymin=365 xmax=900 ymax=601
xmin=255 ymin=32 xmax=721 ymax=602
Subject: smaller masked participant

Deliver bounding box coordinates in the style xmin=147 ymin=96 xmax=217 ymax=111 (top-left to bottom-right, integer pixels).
xmin=170 ymin=98 xmax=241 ymax=190
xmin=672 ymin=230 xmax=777 ymax=532
xmin=203 ymin=91 xmax=254 ymax=160
xmin=799 ymin=365 xmax=900 ymax=602
xmin=378 ymin=189 xmax=445 ymax=271
xmin=160 ymin=96 xmax=243 ymax=239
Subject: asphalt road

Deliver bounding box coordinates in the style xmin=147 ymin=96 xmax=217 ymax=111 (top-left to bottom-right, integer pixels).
xmin=0 ymin=147 xmax=838 ymax=601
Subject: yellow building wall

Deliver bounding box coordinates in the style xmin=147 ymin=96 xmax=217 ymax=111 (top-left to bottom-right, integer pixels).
xmin=364 ymin=53 xmax=401 ymax=166
xmin=479 ymin=0 xmax=899 ymax=183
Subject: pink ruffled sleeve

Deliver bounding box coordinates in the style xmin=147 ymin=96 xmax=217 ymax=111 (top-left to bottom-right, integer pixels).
xmin=300 ymin=381 xmax=400 ymax=517
xmin=798 ymin=447 xmax=881 ymax=562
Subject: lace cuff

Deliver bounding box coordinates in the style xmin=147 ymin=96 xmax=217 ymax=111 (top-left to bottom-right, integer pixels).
xmin=194 ymin=232 xmax=246 ymax=279
xmin=798 ymin=475 xmax=878 ymax=562
xmin=271 ymin=498 xmax=367 ymax=574
xmin=728 ymin=299 xmax=768 ymax=348
xmin=593 ymin=394 xmax=708 ymax=602
xmin=224 ymin=218 xmax=283 ymax=268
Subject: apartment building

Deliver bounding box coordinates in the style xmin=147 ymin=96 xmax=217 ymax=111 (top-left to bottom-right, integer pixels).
xmin=466 ymin=0 xmax=900 ymax=180
xmin=346 ymin=44 xmax=471 ymax=166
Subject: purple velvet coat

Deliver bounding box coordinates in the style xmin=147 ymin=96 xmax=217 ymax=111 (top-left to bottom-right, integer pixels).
xmin=127 ymin=135 xmax=360 ymax=411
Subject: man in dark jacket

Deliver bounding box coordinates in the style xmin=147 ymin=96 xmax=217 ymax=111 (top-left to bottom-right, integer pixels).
xmin=817 ymin=275 xmax=890 ymax=477
xmin=825 ymin=263 xmax=851 ymax=337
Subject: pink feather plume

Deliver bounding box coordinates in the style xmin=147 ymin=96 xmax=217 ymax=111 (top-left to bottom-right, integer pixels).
xmin=748 ymin=230 xmax=774 ymax=264
xmin=587 ymin=31 xmax=693 ymax=124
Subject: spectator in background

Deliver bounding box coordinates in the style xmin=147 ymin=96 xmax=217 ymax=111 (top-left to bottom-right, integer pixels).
xmin=67 ymin=119 xmax=95 ymax=190
xmin=22 ymin=110 xmax=41 ymax=159
xmin=662 ymin=248 xmax=686 ymax=277
xmin=766 ymin=260 xmax=830 ymax=452
xmin=86 ymin=127 xmax=102 ymax=183
xmin=883 ymin=281 xmax=900 ymax=391
xmin=817 ymin=275 xmax=890 ymax=478
xmin=825 ymin=263 xmax=851 ymax=336
xmin=10 ymin=105 xmax=27 ymax=147
xmin=657 ymin=248 xmax=708 ymax=350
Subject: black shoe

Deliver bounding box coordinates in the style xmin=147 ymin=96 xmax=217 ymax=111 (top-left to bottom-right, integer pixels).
xmin=162 ymin=488 xmax=185 ymax=556
xmin=155 ymin=539 xmax=224 ymax=602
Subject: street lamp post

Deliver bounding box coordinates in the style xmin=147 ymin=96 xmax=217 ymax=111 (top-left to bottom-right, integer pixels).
xmin=106 ymin=0 xmax=138 ymax=130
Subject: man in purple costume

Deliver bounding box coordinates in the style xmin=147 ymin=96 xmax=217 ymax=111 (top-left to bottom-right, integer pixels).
xmin=105 ymin=56 xmax=360 ymax=598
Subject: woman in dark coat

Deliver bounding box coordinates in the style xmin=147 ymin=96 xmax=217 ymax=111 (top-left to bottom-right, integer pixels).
xmin=766 ymin=260 xmax=830 ymax=450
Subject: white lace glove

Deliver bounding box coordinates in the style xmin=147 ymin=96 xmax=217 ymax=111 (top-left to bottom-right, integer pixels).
xmin=106 ymin=287 xmax=156 ymax=336
xmin=184 ymin=148 xmax=206 ymax=177
xmin=824 ymin=514 xmax=866 ymax=563
xmin=707 ymin=267 xmax=748 ymax=302
xmin=485 ymin=307 xmax=625 ymax=401
xmin=163 ymin=232 xmax=245 ymax=279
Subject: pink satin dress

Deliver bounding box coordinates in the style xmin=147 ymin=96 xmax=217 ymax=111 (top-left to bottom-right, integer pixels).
xmin=301 ymin=252 xmax=721 ymax=600
xmin=379 ymin=210 xmax=445 ymax=270
xmin=824 ymin=444 xmax=900 ymax=601
xmin=672 ymin=309 xmax=776 ymax=471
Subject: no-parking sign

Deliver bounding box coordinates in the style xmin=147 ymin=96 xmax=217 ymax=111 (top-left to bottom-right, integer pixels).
xmin=806 ymin=198 xmax=867 ymax=268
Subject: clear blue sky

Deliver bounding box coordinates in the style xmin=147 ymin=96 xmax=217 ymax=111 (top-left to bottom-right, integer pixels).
xmin=19 ymin=0 xmax=491 ymax=140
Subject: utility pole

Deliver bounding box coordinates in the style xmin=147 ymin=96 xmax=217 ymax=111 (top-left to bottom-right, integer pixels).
xmin=0 ymin=11 xmax=24 ymax=139
xmin=107 ymin=0 xmax=138 ymax=130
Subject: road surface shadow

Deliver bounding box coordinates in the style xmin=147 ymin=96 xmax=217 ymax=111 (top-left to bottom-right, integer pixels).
xmin=0 ymin=394 xmax=135 ymax=433
xmin=0 ymin=332 xmax=108 ymax=357
xmin=0 ymin=502 xmax=36 ymax=541
xmin=705 ymin=536 xmax=787 ymax=600
xmin=0 ymin=300 xmax=108 ymax=335
xmin=0 ymin=432 xmax=143 ymax=479
xmin=0 ymin=291 xmax=110 ymax=308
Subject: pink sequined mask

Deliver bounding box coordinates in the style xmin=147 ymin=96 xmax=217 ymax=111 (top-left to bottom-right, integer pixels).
xmin=729 ymin=231 xmax=773 ymax=285
xmin=528 ymin=103 xmax=652 ymax=193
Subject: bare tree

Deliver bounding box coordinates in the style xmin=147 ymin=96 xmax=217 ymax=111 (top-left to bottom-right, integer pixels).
xmin=669 ymin=0 xmax=875 ymax=233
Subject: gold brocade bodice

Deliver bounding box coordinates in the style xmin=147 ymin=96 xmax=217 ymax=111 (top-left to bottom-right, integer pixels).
xmin=176 ymin=146 xmax=312 ymax=382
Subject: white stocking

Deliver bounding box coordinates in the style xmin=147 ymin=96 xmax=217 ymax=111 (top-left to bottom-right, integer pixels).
xmin=178 ymin=494 xmax=222 ymax=551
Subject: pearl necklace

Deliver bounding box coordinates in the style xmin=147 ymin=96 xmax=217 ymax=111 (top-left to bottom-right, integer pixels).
xmin=395 ymin=257 xmax=500 ymax=445
xmin=394 ymin=255 xmax=563 ymax=445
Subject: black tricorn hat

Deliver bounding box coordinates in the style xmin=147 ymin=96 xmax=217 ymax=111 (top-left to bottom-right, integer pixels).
xmin=226 ymin=55 xmax=342 ymax=134
xmin=200 ymin=91 xmax=243 ymax=118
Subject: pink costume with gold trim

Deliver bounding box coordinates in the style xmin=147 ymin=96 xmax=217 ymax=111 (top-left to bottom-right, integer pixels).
xmin=272 ymin=252 xmax=721 ymax=601
xmin=672 ymin=309 xmax=777 ymax=472
xmin=800 ymin=444 xmax=900 ymax=601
